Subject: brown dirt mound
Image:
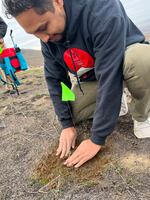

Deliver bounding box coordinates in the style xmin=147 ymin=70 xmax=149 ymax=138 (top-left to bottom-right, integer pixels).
xmin=33 ymin=144 xmax=111 ymax=190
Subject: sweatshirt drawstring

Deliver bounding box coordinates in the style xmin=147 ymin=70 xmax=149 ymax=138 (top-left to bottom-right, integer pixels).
xmin=65 ymin=40 xmax=84 ymax=95
xmin=57 ymin=40 xmax=84 ymax=95
xmin=68 ymin=48 xmax=84 ymax=95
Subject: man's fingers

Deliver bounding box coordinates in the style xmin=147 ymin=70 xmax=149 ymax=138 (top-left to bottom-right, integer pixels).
xmin=71 ymin=139 xmax=76 ymax=149
xmin=64 ymin=151 xmax=80 ymax=165
xmin=56 ymin=148 xmax=61 ymax=156
xmin=65 ymin=140 xmax=71 ymax=157
xmin=56 ymin=141 xmax=63 ymax=156
xmin=65 ymin=156 xmax=83 ymax=167
xmin=56 ymin=127 xmax=77 ymax=159
xmin=56 ymin=139 xmax=73 ymax=158
xmin=74 ymin=158 xmax=88 ymax=168
xmin=60 ymin=141 xmax=67 ymax=159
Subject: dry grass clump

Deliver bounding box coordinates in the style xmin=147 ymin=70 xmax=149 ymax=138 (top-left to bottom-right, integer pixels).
xmin=33 ymin=144 xmax=111 ymax=191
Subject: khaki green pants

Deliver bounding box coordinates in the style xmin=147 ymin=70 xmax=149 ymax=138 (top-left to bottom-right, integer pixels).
xmin=71 ymin=43 xmax=150 ymax=123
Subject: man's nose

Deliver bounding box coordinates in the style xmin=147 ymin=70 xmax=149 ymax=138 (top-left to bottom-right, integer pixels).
xmin=35 ymin=33 xmax=50 ymax=43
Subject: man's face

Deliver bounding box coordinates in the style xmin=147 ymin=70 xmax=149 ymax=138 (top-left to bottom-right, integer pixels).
xmin=16 ymin=0 xmax=66 ymax=43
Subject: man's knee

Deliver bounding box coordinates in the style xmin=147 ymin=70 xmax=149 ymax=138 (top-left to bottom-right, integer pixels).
xmin=71 ymin=81 xmax=97 ymax=123
xmin=123 ymin=43 xmax=150 ymax=86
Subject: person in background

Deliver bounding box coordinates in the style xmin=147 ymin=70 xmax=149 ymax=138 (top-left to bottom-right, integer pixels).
xmin=3 ymin=0 xmax=150 ymax=168
xmin=0 ymin=16 xmax=7 ymax=82
xmin=0 ymin=16 xmax=7 ymax=128
xmin=0 ymin=17 xmax=7 ymax=49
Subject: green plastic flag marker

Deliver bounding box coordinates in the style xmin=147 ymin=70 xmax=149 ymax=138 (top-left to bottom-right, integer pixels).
xmin=0 ymin=47 xmax=3 ymax=54
xmin=61 ymin=82 xmax=75 ymax=101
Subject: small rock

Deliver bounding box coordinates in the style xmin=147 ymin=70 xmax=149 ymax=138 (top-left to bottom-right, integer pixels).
xmin=0 ymin=120 xmax=6 ymax=129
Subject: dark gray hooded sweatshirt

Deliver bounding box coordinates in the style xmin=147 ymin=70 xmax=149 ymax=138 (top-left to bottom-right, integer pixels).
xmin=41 ymin=0 xmax=145 ymax=145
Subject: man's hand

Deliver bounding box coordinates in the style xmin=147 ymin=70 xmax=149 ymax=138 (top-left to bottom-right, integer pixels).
xmin=0 ymin=38 xmax=5 ymax=49
xmin=64 ymin=139 xmax=101 ymax=168
xmin=56 ymin=127 xmax=77 ymax=159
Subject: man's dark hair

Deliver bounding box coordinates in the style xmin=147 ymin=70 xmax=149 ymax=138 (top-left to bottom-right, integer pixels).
xmin=3 ymin=0 xmax=54 ymax=18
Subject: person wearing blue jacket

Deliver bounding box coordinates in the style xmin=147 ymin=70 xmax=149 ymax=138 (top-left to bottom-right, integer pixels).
xmin=4 ymin=0 xmax=150 ymax=168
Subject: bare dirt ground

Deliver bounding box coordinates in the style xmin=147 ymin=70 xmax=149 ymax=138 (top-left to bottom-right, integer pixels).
xmin=0 ymin=50 xmax=150 ymax=200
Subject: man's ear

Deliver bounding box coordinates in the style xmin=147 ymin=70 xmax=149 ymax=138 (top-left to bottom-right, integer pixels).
xmin=54 ymin=0 xmax=64 ymax=7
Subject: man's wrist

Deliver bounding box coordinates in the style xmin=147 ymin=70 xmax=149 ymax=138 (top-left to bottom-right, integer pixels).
xmin=90 ymin=138 xmax=101 ymax=146
xmin=90 ymin=134 xmax=106 ymax=146
xmin=61 ymin=118 xmax=74 ymax=129
xmin=63 ymin=126 xmax=75 ymax=131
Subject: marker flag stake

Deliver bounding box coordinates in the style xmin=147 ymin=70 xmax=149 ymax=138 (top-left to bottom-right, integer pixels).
xmin=61 ymin=82 xmax=75 ymax=101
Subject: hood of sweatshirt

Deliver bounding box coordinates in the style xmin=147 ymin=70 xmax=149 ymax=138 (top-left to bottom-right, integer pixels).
xmin=61 ymin=0 xmax=86 ymax=43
